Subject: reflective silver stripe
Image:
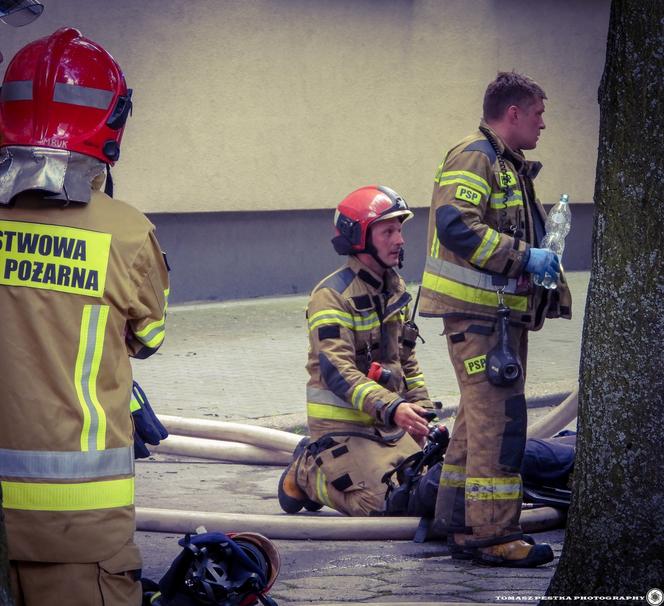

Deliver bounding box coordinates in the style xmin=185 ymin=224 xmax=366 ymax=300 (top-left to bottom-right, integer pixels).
xmin=77 ymin=305 xmax=109 ymax=451
xmin=472 ymin=229 xmax=500 ymax=267
xmin=466 ymin=477 xmax=522 ymax=500
xmin=425 ymin=256 xmax=519 ymax=294
xmin=136 ymin=323 xmax=165 ymax=347
xmin=0 ymin=446 xmax=134 ymax=479
xmin=53 ymin=82 xmax=114 ymax=110
xmin=1 ymin=80 xmax=33 ymax=101
xmin=306 ymin=386 xmax=353 ymax=409
xmin=83 ymin=306 xmax=101 ymax=450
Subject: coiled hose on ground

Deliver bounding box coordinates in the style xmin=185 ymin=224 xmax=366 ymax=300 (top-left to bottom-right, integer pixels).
xmin=137 ymin=389 xmax=578 ymax=540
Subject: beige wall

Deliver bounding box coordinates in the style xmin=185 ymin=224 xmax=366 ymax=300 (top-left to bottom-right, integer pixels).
xmin=1 ymin=0 xmax=609 ymax=212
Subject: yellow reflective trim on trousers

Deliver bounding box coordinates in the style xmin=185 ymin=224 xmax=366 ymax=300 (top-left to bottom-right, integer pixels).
xmin=421 ymin=272 xmax=528 ymax=312
xmin=436 ymin=171 xmax=490 ymax=197
xmin=440 ymin=463 xmax=466 ymax=488
xmin=465 ymin=477 xmax=522 ymax=501
xmin=74 ymin=305 xmax=109 ymax=452
xmin=315 ymin=468 xmax=333 ymax=508
xmin=307 ymin=403 xmax=373 ymax=425
xmin=469 ymin=228 xmax=500 ymax=268
xmin=351 ymin=381 xmax=381 ymax=412
xmin=442 ymin=464 xmax=466 ymax=473
xmin=1 ymin=478 xmax=134 ymax=511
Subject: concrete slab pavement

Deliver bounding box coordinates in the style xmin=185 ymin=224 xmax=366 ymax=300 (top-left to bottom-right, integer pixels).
xmin=131 ymin=272 xmax=588 ymax=426
xmin=132 ymin=271 xmax=589 ymax=604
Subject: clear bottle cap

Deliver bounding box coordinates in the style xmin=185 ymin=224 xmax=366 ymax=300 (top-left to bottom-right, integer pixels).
xmin=560 ymin=194 xmax=569 ymax=203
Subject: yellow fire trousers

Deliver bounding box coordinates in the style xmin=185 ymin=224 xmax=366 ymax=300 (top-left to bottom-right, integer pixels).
xmin=435 ymin=316 xmax=529 ymax=547
xmin=296 ymin=431 xmax=421 ymax=516
xmin=9 ymin=540 xmax=142 ymax=606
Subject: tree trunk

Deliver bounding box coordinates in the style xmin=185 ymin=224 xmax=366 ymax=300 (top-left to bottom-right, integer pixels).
xmin=546 ymin=0 xmax=664 ymax=598
xmin=0 ymin=488 xmax=12 ymax=605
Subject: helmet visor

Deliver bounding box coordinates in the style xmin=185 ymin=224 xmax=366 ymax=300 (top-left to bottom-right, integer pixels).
xmin=373 ymin=186 xmax=413 ymax=224
xmin=0 ymin=0 xmax=44 ymax=26
xmin=374 ymin=208 xmax=414 ymax=224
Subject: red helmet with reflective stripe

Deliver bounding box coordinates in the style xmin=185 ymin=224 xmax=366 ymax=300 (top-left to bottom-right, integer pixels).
xmin=332 ymin=185 xmax=413 ymax=255
xmin=0 ymin=27 xmax=132 ymax=164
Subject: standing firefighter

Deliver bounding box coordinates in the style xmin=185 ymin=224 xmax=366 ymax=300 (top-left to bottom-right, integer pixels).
xmin=278 ymin=186 xmax=438 ymax=517
xmin=420 ymin=72 xmax=572 ymax=566
xmin=0 ymin=28 xmax=169 ymax=604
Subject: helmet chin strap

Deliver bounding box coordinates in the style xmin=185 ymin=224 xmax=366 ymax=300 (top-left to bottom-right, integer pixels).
xmin=365 ymin=238 xmax=404 ymax=270
xmin=366 ymin=241 xmax=391 ymax=270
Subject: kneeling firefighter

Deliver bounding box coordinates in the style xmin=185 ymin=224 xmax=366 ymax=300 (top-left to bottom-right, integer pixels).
xmin=278 ymin=186 xmax=443 ymax=518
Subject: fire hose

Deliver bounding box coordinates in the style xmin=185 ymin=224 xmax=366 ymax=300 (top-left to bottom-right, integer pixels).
xmin=136 ymin=390 xmax=577 ymax=539
xmin=136 ymin=506 xmax=565 ymax=541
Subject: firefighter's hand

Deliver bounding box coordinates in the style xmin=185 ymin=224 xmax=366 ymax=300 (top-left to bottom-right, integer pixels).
xmin=526 ymin=247 xmax=560 ymax=280
xmin=393 ymin=402 xmax=430 ymax=443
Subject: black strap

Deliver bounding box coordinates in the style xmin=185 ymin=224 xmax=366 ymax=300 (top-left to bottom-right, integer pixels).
xmin=358 ymin=269 xmax=382 ymax=289
xmin=311 ymin=429 xmax=405 ymax=455
xmin=104 ymin=165 xmax=113 ymax=197
xmin=414 ymin=517 xmax=432 ymax=543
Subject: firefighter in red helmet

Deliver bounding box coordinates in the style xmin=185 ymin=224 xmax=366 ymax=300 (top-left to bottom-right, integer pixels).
xmin=278 ymin=185 xmax=440 ymax=517
xmin=0 ymin=28 xmax=169 ymax=605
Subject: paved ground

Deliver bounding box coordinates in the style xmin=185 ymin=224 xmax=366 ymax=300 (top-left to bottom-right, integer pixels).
xmin=132 ymin=271 xmax=589 ymax=604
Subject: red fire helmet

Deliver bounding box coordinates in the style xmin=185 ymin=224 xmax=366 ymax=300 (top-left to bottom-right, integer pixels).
xmin=0 ymin=27 xmax=132 ymax=164
xmin=332 ymin=185 xmax=413 ymax=255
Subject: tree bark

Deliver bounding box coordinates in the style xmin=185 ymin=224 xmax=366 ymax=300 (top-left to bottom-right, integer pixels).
xmin=547 ymin=0 xmax=664 ymax=598
xmin=0 ymin=487 xmax=12 ymax=606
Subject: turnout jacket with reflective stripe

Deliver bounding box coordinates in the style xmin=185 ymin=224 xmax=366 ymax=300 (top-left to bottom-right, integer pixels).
xmin=0 ymin=189 xmax=169 ymax=563
xmin=306 ymin=256 xmax=431 ymax=439
xmin=420 ymin=122 xmax=572 ymax=330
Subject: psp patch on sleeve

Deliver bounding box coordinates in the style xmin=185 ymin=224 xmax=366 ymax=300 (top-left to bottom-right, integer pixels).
xmin=454 ymin=185 xmax=483 ymax=206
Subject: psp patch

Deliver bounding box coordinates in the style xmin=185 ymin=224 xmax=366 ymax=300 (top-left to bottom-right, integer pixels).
xmin=455 ymin=185 xmax=483 ymax=206
xmin=464 ymin=354 xmax=486 ymax=375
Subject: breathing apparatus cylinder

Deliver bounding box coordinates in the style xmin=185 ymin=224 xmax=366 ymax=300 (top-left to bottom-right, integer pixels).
xmin=486 ymin=304 xmax=523 ymax=387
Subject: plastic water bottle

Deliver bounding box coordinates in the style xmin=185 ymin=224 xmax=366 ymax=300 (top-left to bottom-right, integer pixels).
xmin=534 ymin=194 xmax=571 ymax=289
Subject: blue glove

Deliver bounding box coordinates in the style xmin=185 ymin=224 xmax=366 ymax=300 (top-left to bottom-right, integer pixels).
xmin=525 ymin=248 xmax=560 ymax=280
xmin=130 ymin=381 xmax=168 ymax=459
